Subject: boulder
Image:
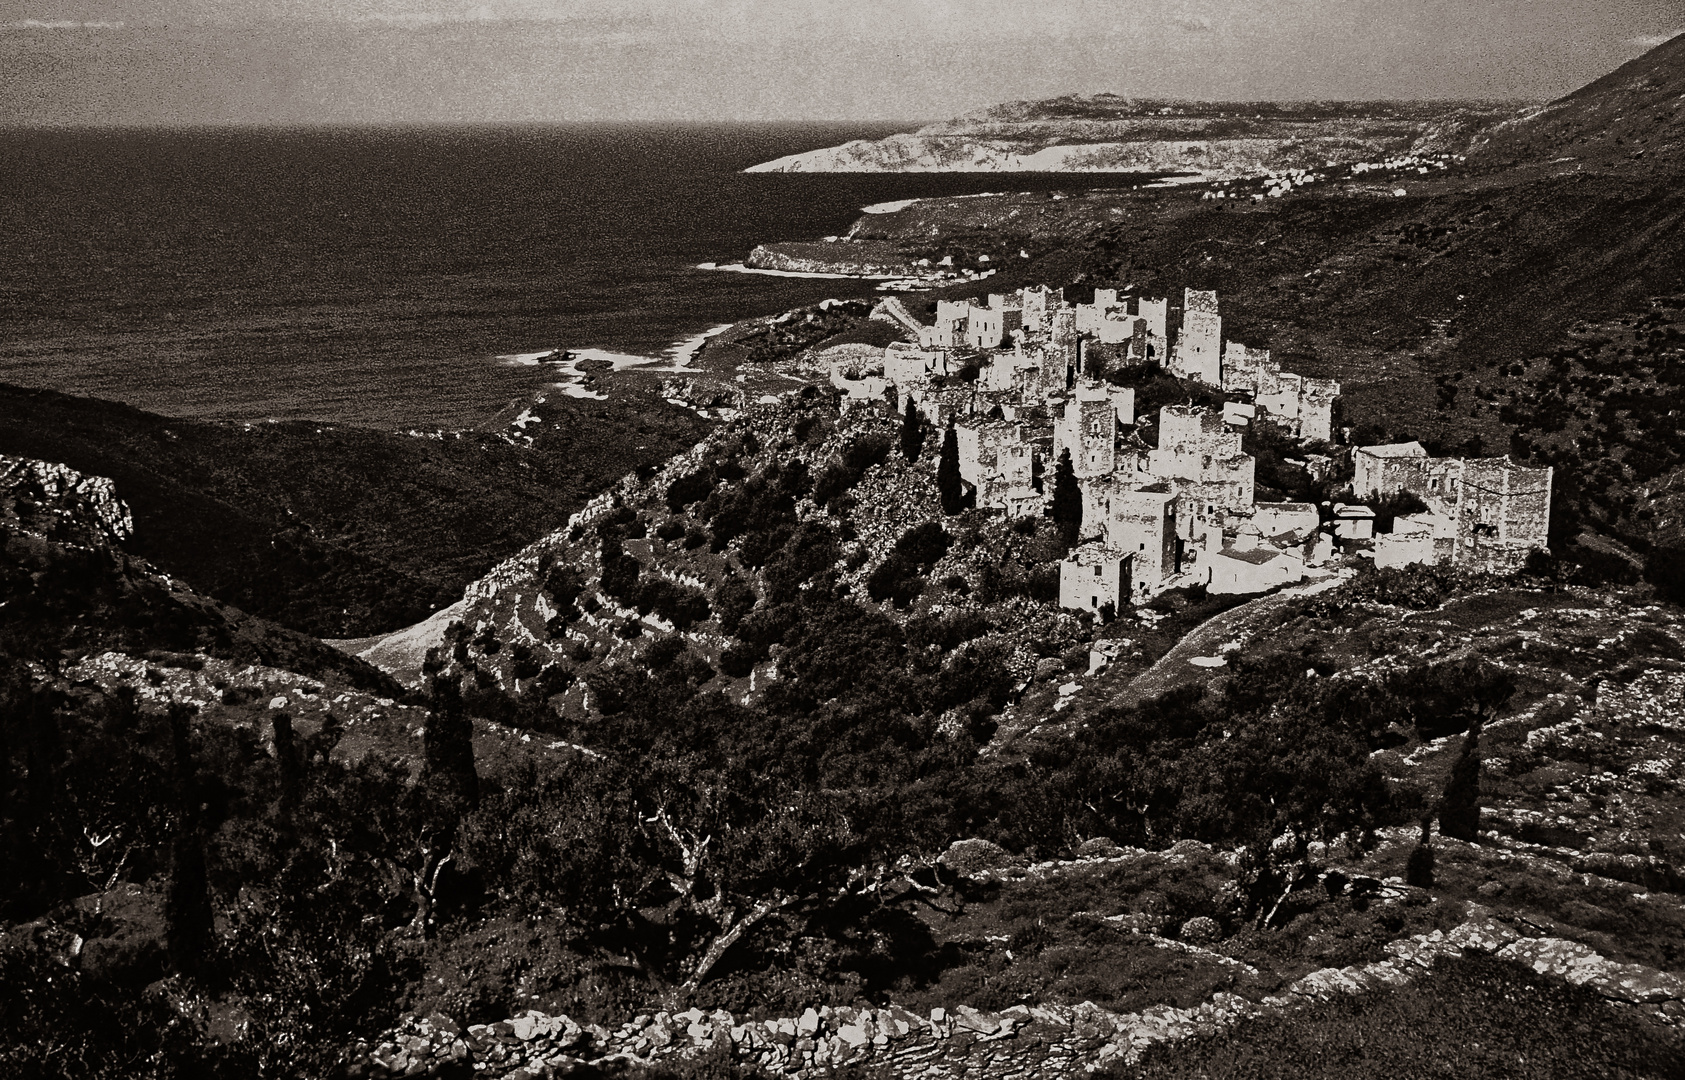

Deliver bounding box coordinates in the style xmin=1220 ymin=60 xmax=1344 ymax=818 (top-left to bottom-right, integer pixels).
xmin=1178 ymin=917 xmax=1222 ymax=946
xmin=940 ymin=838 xmax=1013 ymax=875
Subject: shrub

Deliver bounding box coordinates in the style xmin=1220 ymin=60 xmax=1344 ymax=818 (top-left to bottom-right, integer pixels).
xmin=713 ymin=578 xmax=757 ymax=636
xmin=893 ymin=522 xmax=950 ymax=568
xmin=643 ymin=636 xmax=686 ymax=670
xmin=867 ymin=553 xmax=924 ymax=609
xmin=907 ymin=609 xmax=995 ymax=653
xmin=1645 ymin=543 xmax=1685 ymax=604
xmin=637 ymin=579 xmax=711 ymax=631
xmin=842 ymin=433 xmax=893 ymax=474
xmin=600 ymin=553 xmax=641 ymax=603
xmin=737 ymin=525 xmax=793 ymax=569
xmin=1405 ymin=843 xmax=1436 ymax=887
xmin=718 ymin=642 xmax=761 ymax=679
xmin=666 ymin=467 xmax=716 ymax=511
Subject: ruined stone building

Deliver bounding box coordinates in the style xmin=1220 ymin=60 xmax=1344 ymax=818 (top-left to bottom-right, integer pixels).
xmin=1353 ymin=442 xmax=1435 ymax=500
xmin=1078 ymin=478 xmax=1183 ymax=597
xmin=1355 ymin=442 xmax=1553 ymax=571
xmin=1020 ymin=284 xmax=1056 ymax=327
xmin=1248 ymin=501 xmax=1321 ymax=540
xmin=1207 ymin=542 xmax=1304 ymax=595
xmin=1060 ymin=543 xmax=1130 ymax=613
xmin=920 ymin=300 xmax=975 ymax=350
xmin=979 ymin=350 xmax=1043 ymax=394
xmin=883 ymin=342 xmax=950 ymax=388
xmin=1134 ymin=297 xmax=1169 ymax=362
xmin=1056 ymin=397 xmax=1116 ymax=479
xmin=1169 ymin=288 xmax=1222 ymax=385
xmin=1148 ymin=404 xmax=1256 ymax=515
xmin=913 ymin=385 xmax=975 ymax=429
xmin=1053 ymin=383 xmax=1123 ymax=479
xmin=1374 ymin=510 xmax=1455 ymax=570
xmin=859 ymin=282 xmax=1354 ymax=607
xmin=1220 ymin=342 xmax=1341 ymax=442
xmin=965 ymin=305 xmax=1007 ymax=350
xmin=954 ymin=417 xmax=1036 ymax=515
xmin=985 ymin=293 xmax=1025 ymax=337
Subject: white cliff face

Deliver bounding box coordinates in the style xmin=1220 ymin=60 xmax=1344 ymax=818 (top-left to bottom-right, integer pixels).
xmin=745 ymin=133 xmax=1285 ymax=176
xmin=1 ymin=454 xmax=135 ymax=546
xmin=744 ymin=101 xmax=1501 ymax=178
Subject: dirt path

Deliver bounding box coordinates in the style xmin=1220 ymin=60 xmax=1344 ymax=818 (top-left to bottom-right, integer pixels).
xmin=1114 ymin=572 xmax=1350 ymax=707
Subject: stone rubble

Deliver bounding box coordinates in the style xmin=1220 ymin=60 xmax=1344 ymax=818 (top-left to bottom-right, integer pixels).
xmin=345 ymin=914 xmax=1685 ymax=1079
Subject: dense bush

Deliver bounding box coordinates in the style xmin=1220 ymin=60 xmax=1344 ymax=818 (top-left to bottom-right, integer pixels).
xmin=666 ymin=467 xmax=717 ymax=512
xmin=713 ymin=578 xmax=757 ymax=636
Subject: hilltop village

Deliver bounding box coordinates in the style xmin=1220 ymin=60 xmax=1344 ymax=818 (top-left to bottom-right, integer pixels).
xmin=820 ymin=285 xmax=1553 ymax=611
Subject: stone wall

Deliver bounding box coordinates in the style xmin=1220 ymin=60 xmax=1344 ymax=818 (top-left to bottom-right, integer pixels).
xmin=347 ymin=913 xmax=1685 ymax=1079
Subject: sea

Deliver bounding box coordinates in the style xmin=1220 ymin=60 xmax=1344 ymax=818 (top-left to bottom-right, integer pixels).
xmin=1 ymin=125 xmax=1147 ymax=429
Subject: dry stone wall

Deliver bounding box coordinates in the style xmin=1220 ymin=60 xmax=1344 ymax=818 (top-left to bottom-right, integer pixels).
xmin=347 ymin=913 xmax=1685 ymax=1079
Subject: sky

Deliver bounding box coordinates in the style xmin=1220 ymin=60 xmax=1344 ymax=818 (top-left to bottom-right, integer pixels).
xmin=1 ymin=0 xmax=1682 ymax=125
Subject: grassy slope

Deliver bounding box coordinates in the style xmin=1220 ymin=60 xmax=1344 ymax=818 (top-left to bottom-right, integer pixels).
xmin=1126 ymin=956 xmax=1683 ymax=1079
xmin=0 ymin=383 xmax=712 ymax=639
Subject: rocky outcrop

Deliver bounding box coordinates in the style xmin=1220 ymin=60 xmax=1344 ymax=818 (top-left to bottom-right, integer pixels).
xmin=346 ymin=913 xmax=1685 ymax=1079
xmin=746 ymin=241 xmax=917 ymax=277
xmin=1 ymin=453 xmax=133 ymax=547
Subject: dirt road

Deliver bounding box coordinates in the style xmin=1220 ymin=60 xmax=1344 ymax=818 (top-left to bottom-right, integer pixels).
xmin=1114 ymin=573 xmax=1350 ymax=708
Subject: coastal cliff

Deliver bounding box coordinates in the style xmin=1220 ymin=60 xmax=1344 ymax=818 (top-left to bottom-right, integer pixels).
xmin=746 ymin=97 xmax=1515 ymax=178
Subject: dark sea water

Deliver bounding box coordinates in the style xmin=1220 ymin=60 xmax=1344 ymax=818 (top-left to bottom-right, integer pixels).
xmin=2 ymin=125 xmax=1144 ymax=428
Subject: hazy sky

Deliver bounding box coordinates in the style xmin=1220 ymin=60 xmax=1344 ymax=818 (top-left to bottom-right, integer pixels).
xmin=2 ymin=0 xmax=1681 ymax=124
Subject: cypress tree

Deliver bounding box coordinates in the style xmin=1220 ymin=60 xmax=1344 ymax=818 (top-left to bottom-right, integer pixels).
xmin=422 ymin=673 xmax=479 ymax=824
xmin=164 ymin=704 xmax=214 ymax=979
xmin=1405 ymin=817 xmax=1436 ymax=887
xmin=1439 ymin=721 xmax=1483 ymax=841
xmin=1051 ymin=448 xmax=1082 ymax=548
xmin=411 ymin=674 xmax=480 ymax=938
xmin=900 ymin=397 xmax=923 ymax=461
xmin=271 ymin=710 xmax=303 ymax=819
xmin=937 ymin=423 xmax=964 ymax=515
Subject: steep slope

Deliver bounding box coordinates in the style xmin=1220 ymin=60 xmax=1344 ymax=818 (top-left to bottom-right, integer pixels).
xmin=1 ymin=453 xmax=394 ymax=690
xmin=1471 ymin=32 xmax=1685 ymax=171
xmin=0 ymin=382 xmax=712 ymax=638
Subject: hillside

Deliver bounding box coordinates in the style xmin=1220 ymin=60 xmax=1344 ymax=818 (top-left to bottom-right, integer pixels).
xmin=746 ymin=98 xmax=1517 ymax=178
xmin=1 ymin=453 xmax=395 ymax=691
xmin=10 ymin=33 xmax=1685 ymax=1080
xmin=323 ymin=388 xmax=1685 ymax=1078
xmin=0 ymin=382 xmax=712 ymax=638
xmin=1471 ymin=31 xmax=1685 ymax=171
